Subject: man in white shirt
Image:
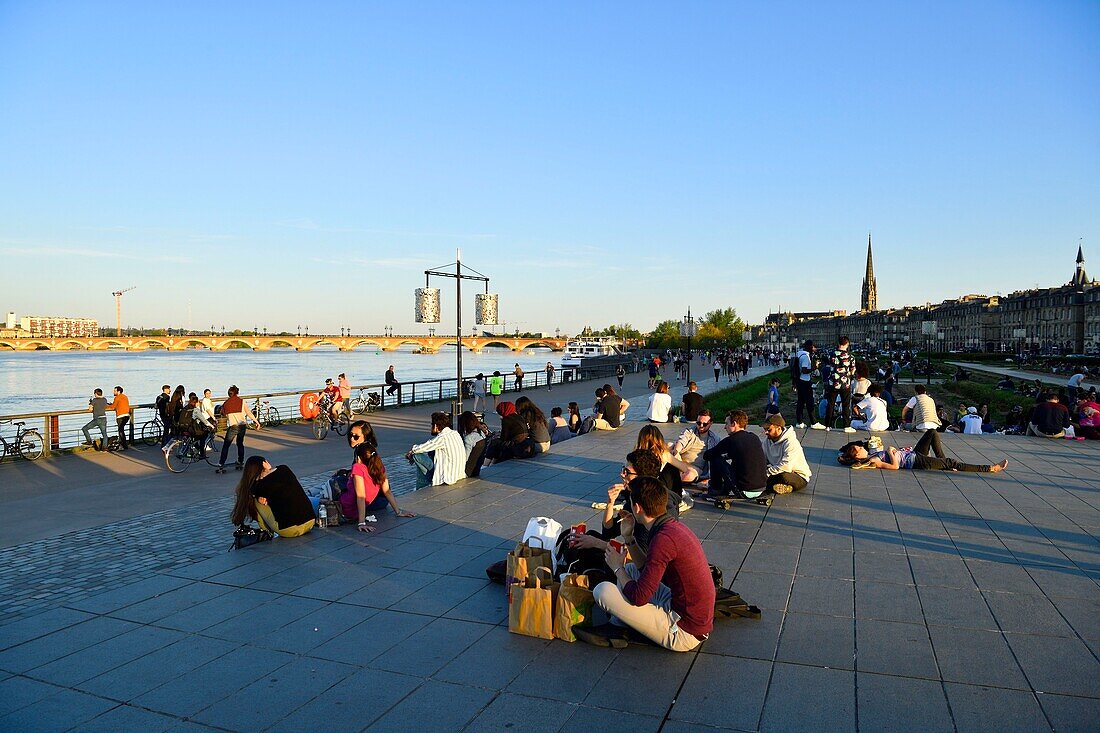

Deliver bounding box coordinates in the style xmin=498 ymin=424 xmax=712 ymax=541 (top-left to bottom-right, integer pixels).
xmin=851 ymin=384 xmax=890 ymax=432
xmin=406 ymin=411 xmax=467 ymax=489
xmin=1067 ymin=372 xmax=1086 ymax=403
xmin=960 ymin=406 xmax=984 ymax=435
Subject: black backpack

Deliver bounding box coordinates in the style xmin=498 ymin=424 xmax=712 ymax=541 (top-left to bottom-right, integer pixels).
xmin=789 ymin=354 xmax=802 ymax=384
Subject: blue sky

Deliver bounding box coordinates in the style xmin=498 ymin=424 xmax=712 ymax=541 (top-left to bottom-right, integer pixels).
xmin=1 ymin=1 xmax=1097 ymax=334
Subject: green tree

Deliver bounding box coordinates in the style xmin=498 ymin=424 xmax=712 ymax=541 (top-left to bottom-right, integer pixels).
xmin=647 ymin=319 xmax=682 ymax=349
xmin=698 ymin=308 xmax=746 ymax=348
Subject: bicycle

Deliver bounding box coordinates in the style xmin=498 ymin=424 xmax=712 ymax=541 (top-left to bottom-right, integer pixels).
xmin=312 ymin=397 xmax=349 ymax=440
xmin=141 ymin=416 xmax=165 ymax=446
xmin=0 ymin=420 xmax=45 ymax=461
xmin=164 ymin=431 xmax=219 ymax=473
xmin=348 ymin=389 xmax=381 ymax=414
xmin=251 ymin=397 xmax=282 ymax=427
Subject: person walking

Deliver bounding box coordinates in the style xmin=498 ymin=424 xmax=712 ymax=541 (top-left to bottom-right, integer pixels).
xmin=82 ymin=388 xmax=110 ymax=450
xmin=616 ymin=363 xmax=626 ymax=389
xmin=216 ymin=385 xmax=260 ymax=474
xmin=545 ymin=361 xmax=556 ymax=391
xmin=514 ymin=364 xmax=524 ymax=392
xmin=106 ymin=386 xmax=130 ymax=450
xmin=472 ymin=373 xmax=487 ymax=413
xmin=489 ymin=371 xmax=504 ymax=409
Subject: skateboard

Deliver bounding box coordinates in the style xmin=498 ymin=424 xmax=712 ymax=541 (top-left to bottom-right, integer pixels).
xmin=692 ymin=489 xmax=771 ymax=509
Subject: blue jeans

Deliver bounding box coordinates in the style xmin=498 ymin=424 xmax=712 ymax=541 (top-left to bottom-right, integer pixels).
xmin=219 ymin=424 xmax=248 ymax=467
xmin=83 ymin=417 xmax=108 ymax=444
xmin=412 ymin=451 xmax=435 ymax=488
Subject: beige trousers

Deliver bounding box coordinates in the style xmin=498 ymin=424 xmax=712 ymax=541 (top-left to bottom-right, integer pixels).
xmin=593 ymin=563 xmax=703 ymax=652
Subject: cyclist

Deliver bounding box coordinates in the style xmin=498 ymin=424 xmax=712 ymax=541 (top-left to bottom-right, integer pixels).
xmin=189 ymin=392 xmax=218 ymax=459
xmin=322 ymin=378 xmax=342 ymax=421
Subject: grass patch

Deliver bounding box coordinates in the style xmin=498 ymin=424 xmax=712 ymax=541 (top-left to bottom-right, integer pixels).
xmin=703 ymin=369 xmax=784 ymax=422
xmin=892 ymin=369 xmax=1036 ymax=428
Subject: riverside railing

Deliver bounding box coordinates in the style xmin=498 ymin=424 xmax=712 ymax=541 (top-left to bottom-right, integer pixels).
xmin=0 ymin=359 xmax=630 ymax=458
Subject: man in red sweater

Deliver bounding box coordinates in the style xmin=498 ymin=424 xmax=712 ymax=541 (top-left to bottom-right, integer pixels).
xmin=577 ymin=475 xmax=715 ymax=651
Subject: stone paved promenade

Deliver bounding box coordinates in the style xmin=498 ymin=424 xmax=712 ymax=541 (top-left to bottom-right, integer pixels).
xmin=1 ymin=367 xmax=1098 ymax=731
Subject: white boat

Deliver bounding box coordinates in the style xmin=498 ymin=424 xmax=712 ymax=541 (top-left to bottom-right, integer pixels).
xmin=561 ymin=337 xmax=625 ymax=368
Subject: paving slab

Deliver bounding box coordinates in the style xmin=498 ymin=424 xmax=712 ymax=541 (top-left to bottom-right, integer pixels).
xmin=0 ymin=367 xmax=1097 ymax=731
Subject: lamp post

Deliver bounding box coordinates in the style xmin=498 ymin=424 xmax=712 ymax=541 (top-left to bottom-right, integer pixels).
xmin=680 ymin=307 xmax=696 ymax=384
xmin=416 ymin=249 xmax=496 ymax=413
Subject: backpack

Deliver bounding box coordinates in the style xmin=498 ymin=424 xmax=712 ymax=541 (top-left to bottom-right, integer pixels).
xmin=176 ymin=408 xmax=195 ymax=434
xmin=789 ymin=354 xmax=801 ymax=384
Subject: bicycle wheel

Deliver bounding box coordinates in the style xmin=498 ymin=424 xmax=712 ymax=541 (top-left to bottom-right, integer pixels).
xmin=349 ymin=397 xmax=366 ymax=414
xmin=17 ymin=430 xmax=44 ymax=461
xmin=311 ymin=417 xmax=328 ymax=440
xmin=164 ymin=439 xmax=191 ymax=473
xmin=267 ymin=406 xmax=282 ymax=428
xmin=204 ymin=433 xmax=220 ymax=466
xmin=141 ymin=420 xmax=162 ymax=446
xmin=334 ymin=413 xmax=349 ymax=436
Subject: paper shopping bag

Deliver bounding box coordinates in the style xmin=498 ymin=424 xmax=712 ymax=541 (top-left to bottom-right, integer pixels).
xmin=506 ymin=538 xmax=553 ymax=589
xmin=554 ymin=571 xmax=595 ymax=642
xmin=508 ymin=567 xmax=559 ymax=640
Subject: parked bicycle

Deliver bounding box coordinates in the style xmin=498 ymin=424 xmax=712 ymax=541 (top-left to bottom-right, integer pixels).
xmin=251 ymin=397 xmax=282 ymax=427
xmin=348 ymin=388 xmax=381 ymax=414
xmin=0 ymin=420 xmax=45 ymax=461
xmin=312 ymin=396 xmax=349 ymax=440
xmin=164 ymin=432 xmax=218 ymax=473
xmin=140 ymin=416 xmax=165 ymax=446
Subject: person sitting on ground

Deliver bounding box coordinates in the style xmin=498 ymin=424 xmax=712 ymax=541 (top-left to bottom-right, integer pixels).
xmin=515 ymin=396 xmax=552 ymax=453
xmin=977 ymin=404 xmax=996 ymax=433
xmin=567 ymin=402 xmax=583 ymax=433
xmin=669 ymin=409 xmax=721 ymax=483
xmin=647 ymin=381 xmax=673 ymax=423
xmin=594 ymin=385 xmax=624 ymax=431
xmin=851 ymin=362 xmax=872 ymax=403
xmin=681 ymin=381 xmax=704 ymax=423
xmin=761 ymin=414 xmax=812 ymax=498
xmin=902 ymin=385 xmax=937 ymax=431
xmin=1002 ymin=404 xmax=1025 ymax=434
xmin=592 ymin=387 xmax=606 ymax=416
xmin=340 ymin=443 xmax=415 ymax=531
xmin=839 ymin=430 xmax=1008 ymax=473
xmin=548 ymin=407 xmax=573 ymax=445
xmin=635 ymin=425 xmax=683 ymax=513
xmin=484 ymin=401 xmax=536 ymax=464
xmin=405 ymin=411 xmax=467 ymax=488
xmin=693 ymin=410 xmax=767 ymax=500
xmin=954 ymin=403 xmax=969 ymax=427
xmin=851 ymin=384 xmax=890 ymax=432
xmin=960 ymin=406 xmax=984 ymax=434
xmin=938 ymin=404 xmax=960 ymax=433
xmin=457 ymin=410 xmax=490 ymax=459
xmin=577 ymin=475 xmax=715 ymax=651
xmin=230 ymin=456 xmax=315 ymax=537
xmin=995 ymin=376 xmax=1015 ymax=391
xmin=605 ymin=384 xmax=630 ymax=424
xmin=1027 ymin=392 xmax=1072 ymax=439
xmin=1076 ymin=397 xmax=1100 ymax=440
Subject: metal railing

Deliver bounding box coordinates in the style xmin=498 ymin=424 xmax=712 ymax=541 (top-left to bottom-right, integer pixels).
xmin=0 ymin=359 xmax=631 ymax=459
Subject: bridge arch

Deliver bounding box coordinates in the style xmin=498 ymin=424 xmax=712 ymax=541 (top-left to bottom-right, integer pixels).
xmin=128 ymin=338 xmax=170 ymax=350
xmin=218 ymin=339 xmax=256 ymax=351
xmin=268 ymin=339 xmax=296 ymax=348
xmin=0 ymin=340 xmax=17 ymax=351
xmin=348 ymin=339 xmax=385 ymax=351
xmin=519 ymin=340 xmax=557 ymax=350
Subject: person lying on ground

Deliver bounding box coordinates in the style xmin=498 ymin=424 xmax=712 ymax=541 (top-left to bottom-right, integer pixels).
xmin=341 ymin=443 xmax=415 ymax=532
xmin=838 ymin=430 xmax=1008 ymax=473
xmin=576 ymin=475 xmax=714 ymax=651
xmin=230 ymin=456 xmax=315 ymax=537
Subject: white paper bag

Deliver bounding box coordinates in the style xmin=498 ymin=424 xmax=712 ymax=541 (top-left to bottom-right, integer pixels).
xmin=523 ymin=517 xmax=563 ymax=572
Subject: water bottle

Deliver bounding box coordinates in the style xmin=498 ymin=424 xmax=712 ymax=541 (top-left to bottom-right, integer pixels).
xmin=318 ymin=502 xmax=327 ymax=527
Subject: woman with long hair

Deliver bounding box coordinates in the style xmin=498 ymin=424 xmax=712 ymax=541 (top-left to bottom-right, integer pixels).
xmin=838 ymin=430 xmax=1008 ymax=473
xmin=548 ymin=407 xmax=572 ymax=444
xmin=230 ymin=456 xmax=315 ymax=537
xmin=635 ymin=424 xmax=683 ymax=506
xmin=515 ymin=396 xmax=551 ymax=453
xmin=161 ymin=384 xmax=186 ymax=450
xmin=339 ymin=443 xmax=415 ymax=532
xmin=646 ymin=381 xmax=672 ymax=422
xmin=457 ymin=410 xmax=489 ymax=458
xmin=567 ymin=402 xmax=582 ymax=433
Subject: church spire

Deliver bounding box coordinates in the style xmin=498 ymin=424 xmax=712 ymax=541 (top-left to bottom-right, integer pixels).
xmin=861 ymin=232 xmax=877 ymax=311
xmin=1073 ymin=243 xmax=1089 ymax=288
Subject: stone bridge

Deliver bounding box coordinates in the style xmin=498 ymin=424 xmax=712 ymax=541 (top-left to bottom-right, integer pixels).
xmin=0 ymin=335 xmax=567 ymax=353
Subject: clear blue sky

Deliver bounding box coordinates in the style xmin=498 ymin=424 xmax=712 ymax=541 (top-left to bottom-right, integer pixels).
xmin=1 ymin=1 xmax=1097 ymax=335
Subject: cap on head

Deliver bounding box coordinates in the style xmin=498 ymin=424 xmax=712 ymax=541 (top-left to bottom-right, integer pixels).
xmin=967 ymin=406 xmax=977 ymax=414
xmin=764 ymin=414 xmax=786 ymax=429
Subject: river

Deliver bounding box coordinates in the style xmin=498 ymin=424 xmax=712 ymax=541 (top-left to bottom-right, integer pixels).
xmin=0 ymin=345 xmax=561 ymax=416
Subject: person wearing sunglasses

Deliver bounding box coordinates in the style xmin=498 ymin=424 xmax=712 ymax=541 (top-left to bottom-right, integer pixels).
xmin=667 ymin=409 xmax=721 ymax=483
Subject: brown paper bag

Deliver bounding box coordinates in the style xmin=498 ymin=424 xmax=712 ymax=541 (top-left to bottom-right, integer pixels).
xmin=508 ymin=567 xmax=559 ymax=640
xmin=554 ymin=572 xmax=595 ymax=642
xmin=506 ymin=538 xmax=553 ymax=590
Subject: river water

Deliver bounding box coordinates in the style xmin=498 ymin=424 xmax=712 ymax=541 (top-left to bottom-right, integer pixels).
xmin=0 ymin=345 xmax=560 ymax=416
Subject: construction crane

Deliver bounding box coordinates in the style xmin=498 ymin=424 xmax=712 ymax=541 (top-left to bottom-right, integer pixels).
xmin=111 ymin=287 xmax=136 ymax=336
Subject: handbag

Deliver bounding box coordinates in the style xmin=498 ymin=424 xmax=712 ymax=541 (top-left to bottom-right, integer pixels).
xmin=506 ymin=538 xmax=554 ymax=589
xmin=554 ymin=566 xmax=595 ymax=642
xmin=229 ymin=524 xmax=273 ymax=551
xmin=523 ymin=517 xmax=564 ymax=572
xmin=508 ymin=567 xmax=560 ymax=640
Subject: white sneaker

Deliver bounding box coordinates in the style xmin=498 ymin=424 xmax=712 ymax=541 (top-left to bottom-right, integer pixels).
xmin=810 ymin=423 xmax=827 ymax=430
xmin=796 ymin=423 xmax=807 ymax=429
xmin=843 ymin=427 xmax=857 ymax=433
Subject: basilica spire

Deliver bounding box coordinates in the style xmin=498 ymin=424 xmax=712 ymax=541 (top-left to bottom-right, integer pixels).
xmin=1073 ymin=243 xmax=1089 ymax=288
xmin=861 ymin=232 xmax=877 ymax=312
